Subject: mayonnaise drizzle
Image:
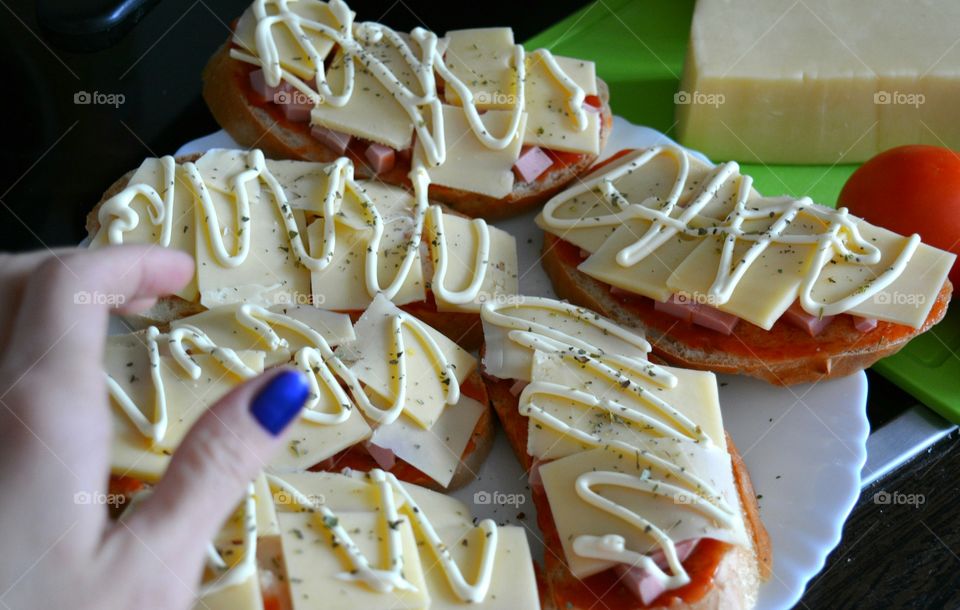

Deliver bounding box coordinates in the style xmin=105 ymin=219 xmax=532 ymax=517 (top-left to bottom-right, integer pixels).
xmin=267 ymin=469 xmax=499 ymax=602
xmin=97 ymin=150 xmax=496 ymax=307
xmin=540 ymin=145 xmax=922 ymax=316
xmin=199 ymin=483 xmax=258 ymax=596
xmin=426 ymin=205 xmax=490 ymax=305
xmin=230 ymin=0 xmax=589 ymax=167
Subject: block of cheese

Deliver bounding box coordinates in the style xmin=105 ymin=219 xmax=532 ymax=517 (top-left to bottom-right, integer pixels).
xmin=677 ymin=0 xmax=960 ymax=163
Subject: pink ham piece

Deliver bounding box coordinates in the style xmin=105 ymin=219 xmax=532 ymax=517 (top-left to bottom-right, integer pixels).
xmin=853 ymin=316 xmax=878 ymax=332
xmin=513 ymin=146 xmax=554 ymax=183
xmin=509 ymin=379 xmax=529 ymax=396
xmin=615 ymin=539 xmax=701 ymax=605
xmin=691 ymin=304 xmax=739 ymax=335
xmin=281 ymin=97 xmax=313 ymax=122
xmin=364 ymin=441 xmax=396 ymax=471
xmin=654 ymin=294 xmax=697 ymax=323
xmin=365 ymin=143 xmax=396 ymax=174
xmin=311 ymin=125 xmax=352 ymax=155
xmin=783 ymin=301 xmax=835 ymax=336
xmin=248 ymin=69 xmax=279 ymax=104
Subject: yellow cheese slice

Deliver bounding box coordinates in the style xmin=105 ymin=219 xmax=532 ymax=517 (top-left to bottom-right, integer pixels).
xmin=278 ymin=511 xmax=429 ymax=610
xmin=812 ymin=221 xmax=955 ymax=328
xmin=427 ymin=212 xmax=519 ymax=313
xmin=442 ymin=28 xmax=518 ymax=109
xmin=310 ymin=51 xmax=415 ymax=150
xmin=105 ymin=334 xmax=170 ymax=481
xmin=539 ymin=443 xmax=747 ymax=579
xmin=420 ymin=104 xmax=525 ymax=199
xmin=91 ymin=158 xmax=199 ymax=301
xmin=336 ymin=295 xmax=477 ymax=429
xmin=367 ymin=393 xmax=486 ymax=487
xmin=264 ymin=158 xmax=341 ymax=216
xmin=155 ymin=351 xmax=265 ymax=453
xmin=253 ymin=473 xmax=280 ymax=538
xmin=523 ymin=54 xmax=599 ymax=155
xmin=525 ymin=351 xmax=726 ymax=460
xmin=194 ymin=164 xmax=311 ymax=309
xmin=271 ymin=406 xmax=371 ymax=473
xmin=273 ymin=471 xmax=409 ymax=513
xmin=194 ymin=574 xmax=262 ymax=610
xmin=233 ymin=0 xmax=342 ymax=81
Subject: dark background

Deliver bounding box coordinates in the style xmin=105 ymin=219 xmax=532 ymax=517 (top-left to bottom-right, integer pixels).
xmin=2 ymin=1 xmax=958 ymax=608
xmin=0 ymin=0 xmax=586 ymax=252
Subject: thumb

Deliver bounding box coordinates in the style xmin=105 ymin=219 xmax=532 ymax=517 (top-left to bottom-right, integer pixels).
xmin=117 ymin=368 xmax=309 ymax=565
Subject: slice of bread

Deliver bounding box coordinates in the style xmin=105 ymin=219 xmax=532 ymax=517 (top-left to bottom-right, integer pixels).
xmin=483 ymin=372 xmax=772 ymax=610
xmin=541 ymin=233 xmax=954 ymax=385
xmin=85 ymin=155 xmax=489 ymax=350
xmin=201 ymin=41 xmax=614 ymax=221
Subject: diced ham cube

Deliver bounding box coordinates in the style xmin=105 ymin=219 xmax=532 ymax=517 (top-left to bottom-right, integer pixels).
xmin=783 ymin=301 xmax=835 ymax=336
xmin=282 ymin=99 xmax=313 ymax=122
xmin=513 ymin=146 xmax=554 ymax=183
xmin=364 ymin=441 xmax=396 ymax=471
xmin=654 ymin=294 xmax=698 ymax=323
xmin=311 ymin=125 xmax=352 ymax=155
xmin=509 ymin=379 xmax=529 ymax=396
xmin=615 ymin=539 xmax=700 ymax=605
xmin=853 ymin=316 xmax=878 ymax=332
xmin=691 ymin=304 xmax=739 ymax=335
xmin=365 ymin=143 xmax=396 ymax=174
xmin=248 ymin=69 xmax=279 ymax=104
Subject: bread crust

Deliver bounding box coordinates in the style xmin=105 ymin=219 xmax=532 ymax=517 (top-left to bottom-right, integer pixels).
xmin=481 ymin=373 xmax=770 ymax=609
xmin=201 ymin=41 xmax=615 ymax=221
xmin=85 ymin=156 xmax=491 ymax=350
xmin=541 ymin=232 xmax=953 ymax=385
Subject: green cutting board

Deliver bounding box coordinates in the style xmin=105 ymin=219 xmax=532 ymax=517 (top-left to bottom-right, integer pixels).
xmin=526 ymin=0 xmax=960 ymax=423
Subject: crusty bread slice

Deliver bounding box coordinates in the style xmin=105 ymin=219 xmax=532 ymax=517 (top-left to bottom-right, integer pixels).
xmin=541 ymin=232 xmax=954 ymax=386
xmin=85 ymin=155 xmax=488 ymax=349
xmin=482 ymin=373 xmax=772 ymax=610
xmin=201 ymin=41 xmax=615 ymax=221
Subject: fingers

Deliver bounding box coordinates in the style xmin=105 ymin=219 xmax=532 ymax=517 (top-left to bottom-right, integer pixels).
xmin=0 ymin=246 xmax=193 ymax=383
xmin=118 ymin=368 xmax=309 ymax=567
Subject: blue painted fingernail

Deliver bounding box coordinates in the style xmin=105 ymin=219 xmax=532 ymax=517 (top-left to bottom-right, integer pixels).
xmin=250 ymin=370 xmax=310 ymax=436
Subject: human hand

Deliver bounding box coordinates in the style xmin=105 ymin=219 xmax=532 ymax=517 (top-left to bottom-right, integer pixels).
xmin=0 ymin=246 xmax=310 ymax=610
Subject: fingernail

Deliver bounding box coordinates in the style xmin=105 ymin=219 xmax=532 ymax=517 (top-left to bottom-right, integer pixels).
xmin=250 ymin=370 xmax=310 ymax=436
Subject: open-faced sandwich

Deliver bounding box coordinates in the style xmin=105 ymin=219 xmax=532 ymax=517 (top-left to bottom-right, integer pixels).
xmin=109 ymin=469 xmax=541 ymax=609
xmin=202 ymin=0 xmax=613 ymax=220
xmin=86 ymin=148 xmax=518 ymax=349
xmin=536 ymin=146 xmax=956 ymax=384
xmin=480 ymin=296 xmax=772 ymax=609
xmin=105 ymin=295 xmax=493 ymax=490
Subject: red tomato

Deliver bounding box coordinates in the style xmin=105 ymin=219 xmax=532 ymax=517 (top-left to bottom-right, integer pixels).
xmin=838 ymin=145 xmax=960 ymax=286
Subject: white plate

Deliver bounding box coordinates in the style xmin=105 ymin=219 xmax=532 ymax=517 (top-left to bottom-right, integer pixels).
xmin=176 ymin=120 xmax=868 ymax=610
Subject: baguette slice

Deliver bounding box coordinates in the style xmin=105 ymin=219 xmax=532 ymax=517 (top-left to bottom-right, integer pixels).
xmin=201 ymin=40 xmax=614 ymax=221
xmin=483 ymin=371 xmax=772 ymax=610
xmin=542 ymin=232 xmax=953 ymax=385
xmin=85 ymin=155 xmax=488 ymax=350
